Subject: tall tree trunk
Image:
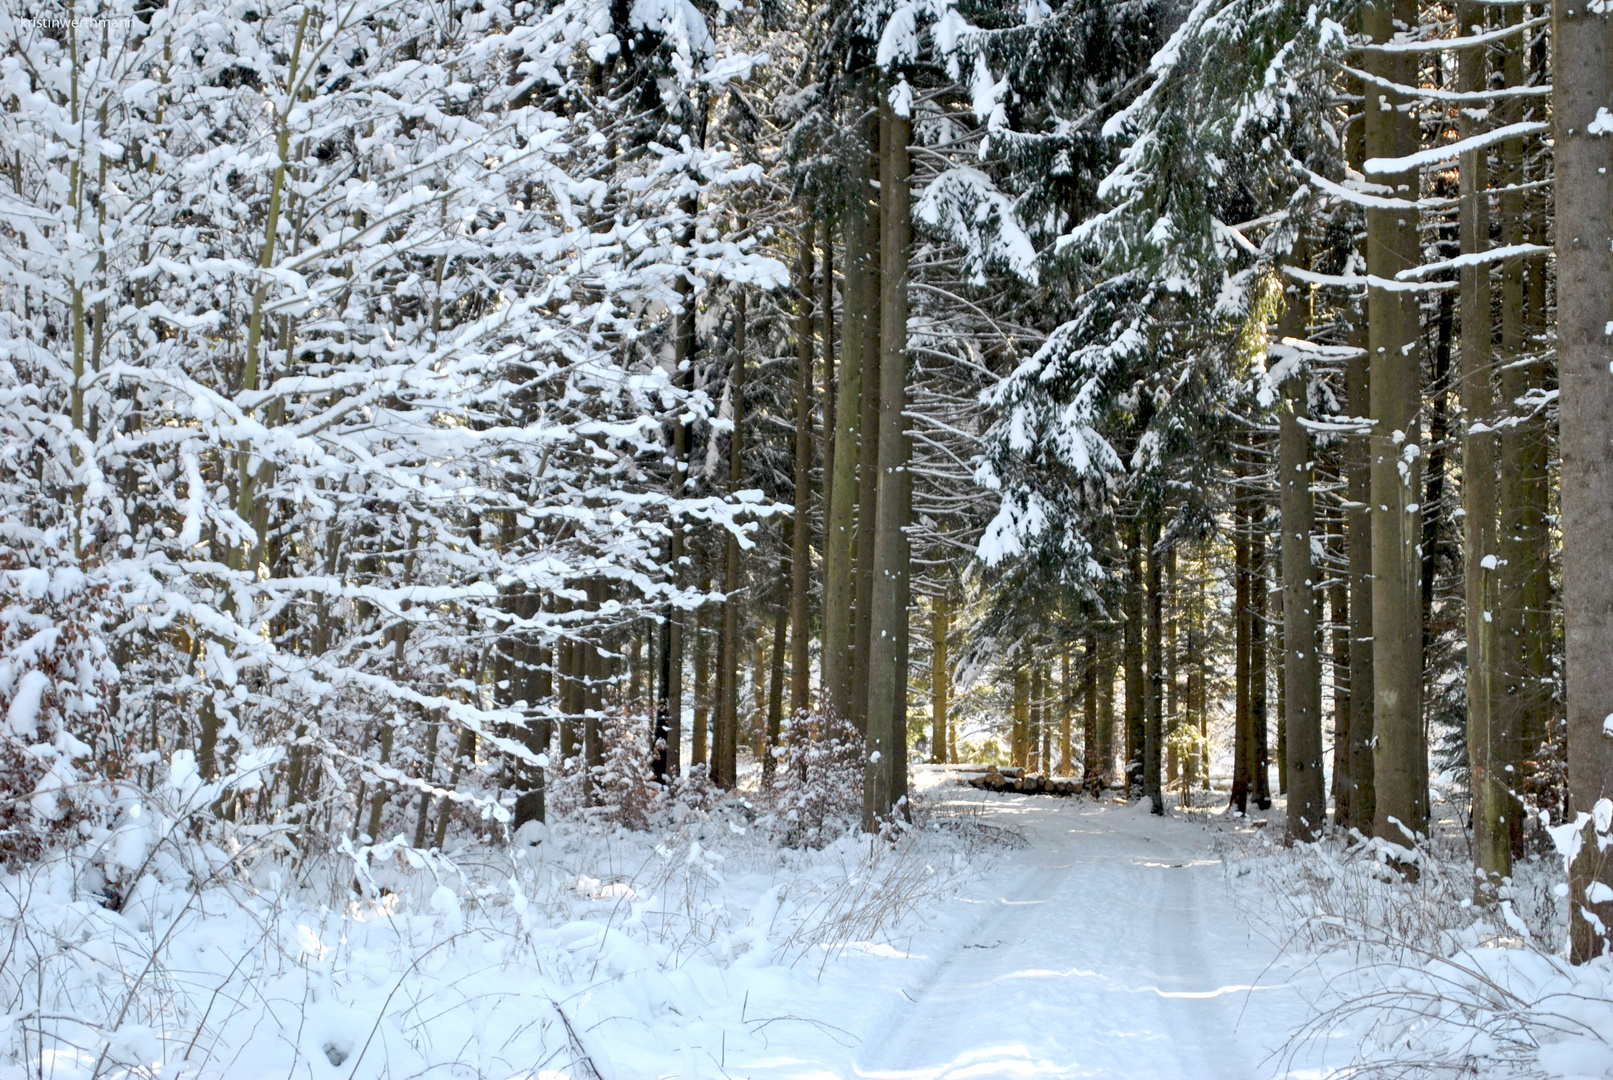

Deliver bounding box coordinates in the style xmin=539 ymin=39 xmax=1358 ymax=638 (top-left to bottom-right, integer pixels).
xmin=583 ymin=579 xmax=607 ymax=804
xmin=1496 ymin=5 xmax=1531 ymax=861
xmin=1061 ymin=639 xmax=1074 ymax=777
xmin=864 ymin=92 xmax=911 ymax=827
xmin=753 ymin=635 xmax=767 ymax=761
xmin=1145 ymin=516 xmax=1165 ymax=815
xmin=1343 ymin=310 xmax=1376 ymax=833
xmin=1098 ymin=628 xmax=1117 ymax=784
xmin=932 ymin=595 xmax=949 ymax=764
xmin=1166 ymin=546 xmax=1180 ymax=787
xmin=767 ymin=556 xmax=788 ymax=782
xmin=1329 ymin=532 xmax=1350 ymax=818
xmin=1521 ymin=16 xmax=1553 ymax=783
xmin=1252 ymin=495 xmax=1272 ymax=810
xmin=1124 ymin=520 xmax=1146 ymax=795
xmin=1029 ymin=661 xmax=1043 ymax=773
xmin=852 ymin=93 xmax=883 ymax=735
xmin=792 ymin=229 xmax=815 ymax=718
xmin=822 ymin=181 xmax=867 ymax=728
xmin=1233 ymin=482 xmax=1253 ymax=814
xmin=1364 ymin=0 xmax=1426 ymax=854
xmin=656 ymin=247 xmax=696 ymax=782
xmin=1458 ymin=3 xmax=1506 ymax=899
xmin=821 ymin=217 xmax=836 ymax=522
xmin=1553 ymin=0 xmax=1613 ymax=964
xmin=1083 ymin=631 xmax=1100 ymax=788
xmin=692 ymin=577 xmax=711 ymax=769
xmin=715 ymin=294 xmax=747 ymax=789
xmin=1278 ymin=281 xmax=1323 ymax=842
xmin=1012 ymin=663 xmax=1029 ymax=768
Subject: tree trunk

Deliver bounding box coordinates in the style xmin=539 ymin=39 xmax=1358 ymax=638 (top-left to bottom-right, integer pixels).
xmin=1125 ymin=520 xmax=1146 ymax=795
xmin=1060 ymin=639 xmax=1074 ymax=777
xmin=1233 ymin=483 xmax=1253 ymax=814
xmin=932 ymin=595 xmax=949 ymax=764
xmin=583 ymin=583 xmax=607 ymax=804
xmin=1554 ymin=0 xmax=1613 ymax=963
xmin=1166 ymin=546 xmax=1180 ymax=787
xmin=822 ymin=184 xmax=866 ymax=728
xmin=1145 ymin=516 xmax=1165 ymax=815
xmin=1364 ymin=0 xmax=1426 ymax=853
xmin=1252 ymin=494 xmax=1272 ymax=810
xmin=791 ymin=229 xmax=815 ymax=718
xmin=863 ymin=93 xmax=910 ymax=828
xmin=1329 ymin=538 xmax=1349 ymax=820
xmin=1496 ymin=5 xmax=1532 ymax=862
xmin=1521 ymin=19 xmax=1553 ymax=785
xmin=1457 ymin=2 xmax=1506 ymax=899
xmin=821 ymin=216 xmax=836 ymax=531
xmin=851 ymin=92 xmax=883 ymax=736
xmin=1343 ymin=302 xmax=1376 ymax=833
xmin=1083 ymin=631 xmax=1099 ymax=787
xmin=1278 ymin=283 xmax=1323 ymax=842
xmin=714 ymin=294 xmax=747 ymax=789
xmin=1098 ymin=628 xmax=1117 ymax=784
xmin=692 ymin=576 xmax=711 ymax=769
xmin=767 ymin=558 xmax=788 ymax=782
xmin=1012 ymin=663 xmax=1029 ymax=768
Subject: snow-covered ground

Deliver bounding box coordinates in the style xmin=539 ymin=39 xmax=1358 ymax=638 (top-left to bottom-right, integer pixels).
xmin=2 ymin=769 xmax=1609 ymax=1079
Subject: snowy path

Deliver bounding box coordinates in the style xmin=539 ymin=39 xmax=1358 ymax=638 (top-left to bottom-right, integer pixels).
xmin=842 ymin=792 xmax=1316 ymax=1080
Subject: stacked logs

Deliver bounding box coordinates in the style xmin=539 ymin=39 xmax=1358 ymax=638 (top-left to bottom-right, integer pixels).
xmin=966 ymin=766 xmax=1082 ymax=797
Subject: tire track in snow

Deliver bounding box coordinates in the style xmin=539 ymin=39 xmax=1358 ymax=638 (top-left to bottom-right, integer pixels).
xmin=853 ymin=797 xmax=1296 ymax=1080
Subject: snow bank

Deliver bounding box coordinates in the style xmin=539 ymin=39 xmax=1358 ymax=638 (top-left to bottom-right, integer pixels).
xmin=0 ymin=789 xmax=994 ymax=1079
xmin=1224 ymin=819 xmax=1613 ymax=1080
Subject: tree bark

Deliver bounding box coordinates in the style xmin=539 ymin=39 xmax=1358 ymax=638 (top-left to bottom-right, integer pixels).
xmin=1124 ymin=521 xmax=1146 ymax=795
xmin=1252 ymin=494 xmax=1272 ymax=810
xmin=851 ymin=92 xmax=883 ymax=735
xmin=1012 ymin=663 xmax=1029 ymax=768
xmin=1083 ymin=631 xmax=1100 ymax=787
xmin=863 ymin=93 xmax=910 ymax=828
xmin=1098 ymin=627 xmax=1117 ymax=784
xmin=1457 ymin=2 xmax=1506 ymax=899
xmin=821 ymin=217 xmax=836 ymax=530
xmin=1343 ymin=304 xmax=1376 ymax=834
xmin=1554 ymin=0 xmax=1613 ymax=963
xmin=1233 ymin=481 xmax=1253 ymax=814
xmin=1364 ymin=0 xmax=1426 ymax=854
xmin=692 ymin=574 xmax=711 ymax=769
xmin=1278 ymin=281 xmax=1323 ymax=842
xmin=822 ymin=177 xmax=866 ymax=728
xmin=1061 ymin=639 xmax=1074 ymax=777
xmin=792 ymin=229 xmax=815 ymax=718
xmin=767 ymin=555 xmax=788 ymax=782
xmin=1495 ymin=5 xmax=1532 ymax=863
xmin=1145 ymin=516 xmax=1165 ymax=814
xmin=932 ymin=595 xmax=949 ymax=764
xmin=714 ymin=293 xmax=747 ymax=789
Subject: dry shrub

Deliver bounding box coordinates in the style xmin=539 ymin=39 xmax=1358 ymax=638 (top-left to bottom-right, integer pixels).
xmin=0 ymin=545 xmax=120 ymax=865
xmin=764 ymin=711 xmax=863 ymax=848
xmin=1234 ymin=826 xmax=1609 ymax=1080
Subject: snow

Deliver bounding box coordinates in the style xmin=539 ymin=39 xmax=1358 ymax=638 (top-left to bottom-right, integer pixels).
xmin=4 ymin=669 xmax=47 ymax=737
xmin=4 ymin=776 xmax=1611 ymax=1078
xmin=1362 ymin=120 xmax=1549 ymax=176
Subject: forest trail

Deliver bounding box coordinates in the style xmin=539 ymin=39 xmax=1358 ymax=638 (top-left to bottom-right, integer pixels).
xmin=854 ymin=792 xmax=1313 ymax=1080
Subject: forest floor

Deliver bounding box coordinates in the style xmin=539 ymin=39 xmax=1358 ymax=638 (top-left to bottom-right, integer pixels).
xmin=845 ymin=784 xmax=1318 ymax=1079
xmin=5 ymin=768 xmax=1609 ymax=1080
xmin=739 ymin=775 xmax=1330 ymax=1080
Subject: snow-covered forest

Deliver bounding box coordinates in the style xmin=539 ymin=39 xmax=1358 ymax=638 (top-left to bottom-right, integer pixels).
xmin=3 ymin=0 xmax=1613 ymax=1074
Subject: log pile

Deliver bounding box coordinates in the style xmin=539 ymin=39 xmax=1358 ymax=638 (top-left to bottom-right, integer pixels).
xmin=966 ymin=766 xmax=1083 ymax=797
